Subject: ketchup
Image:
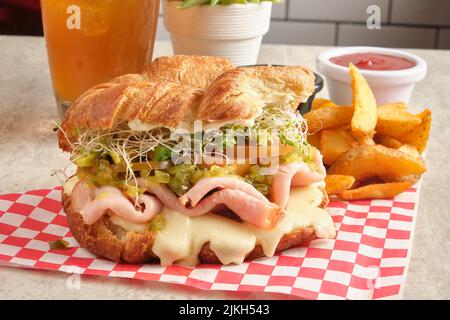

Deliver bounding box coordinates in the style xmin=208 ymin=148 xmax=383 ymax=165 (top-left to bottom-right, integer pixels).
xmin=330 ymin=53 xmax=416 ymax=71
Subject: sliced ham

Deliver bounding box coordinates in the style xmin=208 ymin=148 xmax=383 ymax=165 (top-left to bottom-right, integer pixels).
xmin=202 ymin=189 xmax=283 ymax=228
xmin=179 ymin=176 xmax=268 ymax=207
xmin=71 ymin=181 xmax=163 ymax=225
xmin=270 ymin=149 xmax=326 ymax=209
xmin=139 ymin=179 xmax=283 ymax=229
xmin=71 ymin=180 xmax=95 ymax=212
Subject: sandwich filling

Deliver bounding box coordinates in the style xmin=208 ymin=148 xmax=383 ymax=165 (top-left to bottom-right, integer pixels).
xmin=65 ymin=176 xmax=335 ymax=266
xmin=62 ymin=104 xmax=336 ymax=265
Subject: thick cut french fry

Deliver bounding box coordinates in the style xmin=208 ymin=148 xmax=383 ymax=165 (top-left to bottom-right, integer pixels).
xmin=379 ymin=145 xmax=423 ymax=185
xmin=338 ymin=182 xmax=412 ymax=200
xmin=325 ymin=175 xmax=355 ymax=195
xmin=354 ymin=135 xmax=375 ymax=146
xmin=374 ymin=134 xmax=403 ymax=149
xmin=398 ymin=144 xmax=420 ymax=158
xmin=304 ymin=105 xmax=354 ymax=133
xmin=328 ymin=145 xmax=426 ymax=180
xmin=399 ymin=109 xmax=431 ymax=154
xmin=376 ymin=104 xmax=422 ymax=140
xmin=311 ymin=98 xmax=337 ymax=111
xmin=307 ymin=131 xmax=322 ymax=149
xmin=320 ymin=128 xmax=358 ymax=165
xmin=380 ymin=174 xmax=420 ymax=185
xmin=378 ymin=102 xmax=408 ymax=110
xmin=349 ymin=64 xmax=377 ymax=138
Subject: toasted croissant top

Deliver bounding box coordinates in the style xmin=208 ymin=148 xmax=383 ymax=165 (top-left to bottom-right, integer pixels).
xmin=58 ymin=55 xmax=315 ymax=152
xmin=143 ymin=55 xmax=235 ymax=90
xmin=198 ymin=66 xmax=315 ymax=123
xmin=58 ymin=74 xmax=203 ymax=151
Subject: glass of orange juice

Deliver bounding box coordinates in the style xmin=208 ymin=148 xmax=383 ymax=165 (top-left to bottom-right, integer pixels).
xmin=40 ymin=0 xmax=160 ymax=118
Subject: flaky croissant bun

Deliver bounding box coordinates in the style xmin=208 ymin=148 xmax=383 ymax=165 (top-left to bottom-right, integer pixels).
xmin=61 ymin=186 xmax=328 ymax=264
xmin=58 ymin=74 xmax=203 ymax=152
xmin=143 ymin=55 xmax=235 ymax=90
xmin=58 ymin=55 xmax=315 ymax=151
xmin=198 ymin=66 xmax=315 ymax=123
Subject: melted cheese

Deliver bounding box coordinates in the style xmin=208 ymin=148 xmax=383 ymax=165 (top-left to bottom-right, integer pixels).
xmin=109 ymin=214 xmax=149 ymax=234
xmin=153 ymin=210 xmax=257 ymax=266
xmin=63 ymin=175 xmax=79 ymax=195
xmin=152 ymin=209 xmax=192 ymax=266
xmin=127 ymin=119 xmax=256 ymax=133
xmin=128 ymin=119 xmax=159 ymax=131
xmin=64 ymin=176 xmax=335 ymax=266
xmin=201 ymin=119 xmax=256 ymax=132
xmin=152 ymin=184 xmax=335 ymax=266
xmin=252 ymin=185 xmax=334 ymax=257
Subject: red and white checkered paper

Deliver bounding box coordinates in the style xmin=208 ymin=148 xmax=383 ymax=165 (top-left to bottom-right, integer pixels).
xmin=0 ymin=184 xmax=420 ymax=299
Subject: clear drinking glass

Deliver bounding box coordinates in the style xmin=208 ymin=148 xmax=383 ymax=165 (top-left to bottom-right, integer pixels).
xmin=40 ymin=0 xmax=160 ymax=118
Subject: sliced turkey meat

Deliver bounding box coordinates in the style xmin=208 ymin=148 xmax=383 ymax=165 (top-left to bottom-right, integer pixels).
xmin=71 ymin=181 xmax=163 ymax=225
xmin=139 ymin=179 xmax=283 ymax=229
xmin=270 ymin=149 xmax=326 ymax=209
xmin=178 ymin=176 xmax=268 ymax=207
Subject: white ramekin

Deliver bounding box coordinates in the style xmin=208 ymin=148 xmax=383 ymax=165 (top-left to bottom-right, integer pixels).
xmin=317 ymin=47 xmax=427 ymax=105
xmin=163 ymin=0 xmax=272 ymax=66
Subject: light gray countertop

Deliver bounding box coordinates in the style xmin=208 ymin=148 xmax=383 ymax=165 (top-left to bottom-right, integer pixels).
xmin=0 ymin=36 xmax=449 ymax=299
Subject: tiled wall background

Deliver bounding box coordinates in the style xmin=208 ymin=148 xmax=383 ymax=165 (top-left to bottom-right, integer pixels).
xmin=156 ymin=0 xmax=450 ymax=49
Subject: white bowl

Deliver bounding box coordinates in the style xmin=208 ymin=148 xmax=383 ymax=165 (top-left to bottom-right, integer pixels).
xmin=163 ymin=0 xmax=272 ymax=66
xmin=317 ymin=47 xmax=427 ymax=105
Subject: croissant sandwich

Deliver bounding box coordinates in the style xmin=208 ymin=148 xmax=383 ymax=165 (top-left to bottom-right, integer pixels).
xmin=57 ymin=55 xmax=336 ymax=266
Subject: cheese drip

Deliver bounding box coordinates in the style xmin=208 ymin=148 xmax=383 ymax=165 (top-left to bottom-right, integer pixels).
xmin=252 ymin=185 xmax=335 ymax=257
xmin=128 ymin=119 xmax=256 ymax=133
xmin=63 ymin=175 xmax=79 ymax=195
xmin=153 ymin=210 xmax=256 ymax=266
xmin=152 ymin=183 xmax=335 ymax=266
xmin=109 ymin=214 xmax=149 ymax=234
xmin=64 ymin=178 xmax=336 ymax=266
